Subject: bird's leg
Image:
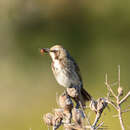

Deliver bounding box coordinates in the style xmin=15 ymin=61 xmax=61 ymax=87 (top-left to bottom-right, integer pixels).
xmin=64 ymin=90 xmax=68 ymax=96
xmin=75 ymin=87 xmax=82 ymax=109
xmin=74 ymin=98 xmax=80 ymax=109
xmin=66 ymin=86 xmax=82 ymax=109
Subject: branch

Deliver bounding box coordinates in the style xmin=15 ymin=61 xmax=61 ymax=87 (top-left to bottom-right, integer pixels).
xmin=118 ymin=106 xmax=125 ymax=130
xmin=122 ymin=109 xmax=130 ymax=113
xmin=90 ymin=98 xmax=107 ymax=130
xmin=119 ymin=91 xmax=130 ymax=105
xmin=106 ymin=99 xmax=118 ymax=110
xmin=43 ymin=66 xmax=129 ymax=130
xmin=95 ymin=122 xmax=104 ymax=130
xmin=92 ymin=112 xmax=101 ymax=129
xmin=105 ymin=73 xmax=117 ymax=99
xmin=118 ymin=65 xmax=121 ymax=88
xmin=104 ymin=66 xmax=130 ymax=130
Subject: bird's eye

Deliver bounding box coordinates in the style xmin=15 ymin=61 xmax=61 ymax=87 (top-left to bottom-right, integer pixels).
xmin=51 ymin=50 xmax=57 ymax=53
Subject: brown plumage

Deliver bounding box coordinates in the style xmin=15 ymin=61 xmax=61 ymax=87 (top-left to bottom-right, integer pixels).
xmin=41 ymin=45 xmax=91 ymax=108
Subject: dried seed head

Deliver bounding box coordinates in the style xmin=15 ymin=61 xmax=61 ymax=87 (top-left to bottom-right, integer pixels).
xmin=43 ymin=113 xmax=54 ymax=126
xmin=59 ymin=92 xmax=73 ymax=110
xmin=72 ymin=108 xmax=85 ymax=125
xmin=118 ymin=86 xmax=123 ymax=96
xmin=89 ymin=98 xmax=107 ymax=114
xmin=54 ymin=108 xmax=64 ymax=118
xmin=63 ymin=110 xmax=72 ymax=124
xmin=52 ymin=116 xmax=62 ymax=130
xmin=67 ymin=87 xmax=79 ymax=98
xmin=89 ymin=99 xmax=97 ymax=112
xmin=97 ymin=98 xmax=107 ymax=113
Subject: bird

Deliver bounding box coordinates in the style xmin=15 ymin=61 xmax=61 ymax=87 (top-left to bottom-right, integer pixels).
xmin=40 ymin=45 xmax=91 ymax=108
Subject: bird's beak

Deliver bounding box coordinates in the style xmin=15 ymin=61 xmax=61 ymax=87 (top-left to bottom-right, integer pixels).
xmin=43 ymin=48 xmax=50 ymax=53
xmin=40 ymin=48 xmax=50 ymax=55
xmin=41 ymin=48 xmax=50 ymax=53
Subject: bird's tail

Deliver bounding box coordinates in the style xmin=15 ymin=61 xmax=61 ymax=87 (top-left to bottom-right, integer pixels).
xmin=81 ymin=88 xmax=91 ymax=101
xmin=68 ymin=87 xmax=92 ymax=108
xmin=80 ymin=88 xmax=91 ymax=107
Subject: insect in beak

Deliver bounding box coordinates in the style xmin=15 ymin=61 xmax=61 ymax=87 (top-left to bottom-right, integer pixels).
xmin=40 ymin=48 xmax=50 ymax=55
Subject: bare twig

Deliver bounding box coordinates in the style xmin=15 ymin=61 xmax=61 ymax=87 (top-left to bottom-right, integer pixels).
xmin=118 ymin=105 xmax=125 ymax=130
xmin=92 ymin=112 xmax=101 ymax=129
xmin=79 ymin=101 xmax=91 ymax=126
xmin=112 ymin=115 xmax=118 ymax=118
xmin=119 ymin=91 xmax=130 ymax=105
xmin=106 ymin=99 xmax=118 ymax=110
xmin=105 ymin=73 xmax=117 ymax=99
xmin=43 ymin=66 xmax=129 ymax=130
xmin=122 ymin=109 xmax=130 ymax=113
xmin=118 ymin=65 xmax=121 ymax=88
xmin=105 ymin=66 xmax=130 ymax=130
xmin=89 ymin=98 xmax=107 ymax=130
xmin=117 ymin=66 xmax=126 ymax=130
xmin=111 ymin=81 xmax=118 ymax=87
xmin=95 ymin=122 xmax=104 ymax=130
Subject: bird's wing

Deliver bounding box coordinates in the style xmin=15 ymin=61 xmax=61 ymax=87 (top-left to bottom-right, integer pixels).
xmin=68 ymin=56 xmax=83 ymax=82
xmin=61 ymin=55 xmax=83 ymax=87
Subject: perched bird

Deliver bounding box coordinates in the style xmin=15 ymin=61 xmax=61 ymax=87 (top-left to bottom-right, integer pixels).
xmin=41 ymin=45 xmax=91 ymax=108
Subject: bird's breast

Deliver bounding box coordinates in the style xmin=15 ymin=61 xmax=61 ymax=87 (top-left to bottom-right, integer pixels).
xmin=52 ymin=60 xmax=71 ymax=87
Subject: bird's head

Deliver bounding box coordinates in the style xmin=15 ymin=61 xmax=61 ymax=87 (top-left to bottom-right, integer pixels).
xmin=40 ymin=45 xmax=68 ymax=61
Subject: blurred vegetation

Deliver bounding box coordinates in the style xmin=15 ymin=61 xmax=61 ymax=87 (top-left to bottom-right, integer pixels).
xmin=0 ymin=0 xmax=130 ymax=130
